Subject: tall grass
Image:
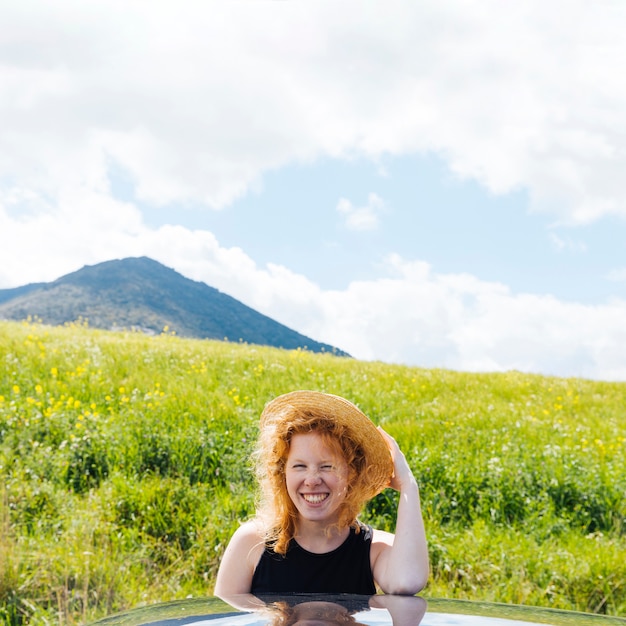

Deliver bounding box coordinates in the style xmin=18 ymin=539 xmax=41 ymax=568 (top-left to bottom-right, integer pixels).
xmin=0 ymin=320 xmax=624 ymax=623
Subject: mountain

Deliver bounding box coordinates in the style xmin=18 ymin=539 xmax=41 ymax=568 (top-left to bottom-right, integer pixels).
xmin=0 ymin=257 xmax=349 ymax=356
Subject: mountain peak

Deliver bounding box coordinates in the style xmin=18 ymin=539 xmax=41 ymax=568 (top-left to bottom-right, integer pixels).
xmin=0 ymin=257 xmax=349 ymax=356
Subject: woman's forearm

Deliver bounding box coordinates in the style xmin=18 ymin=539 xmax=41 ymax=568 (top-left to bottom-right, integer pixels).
xmin=384 ymin=478 xmax=429 ymax=594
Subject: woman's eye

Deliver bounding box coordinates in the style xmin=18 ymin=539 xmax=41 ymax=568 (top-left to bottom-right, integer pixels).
xmin=321 ymin=465 xmax=333 ymax=470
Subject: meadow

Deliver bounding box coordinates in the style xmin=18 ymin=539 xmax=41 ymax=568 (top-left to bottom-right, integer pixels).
xmin=0 ymin=320 xmax=624 ymax=624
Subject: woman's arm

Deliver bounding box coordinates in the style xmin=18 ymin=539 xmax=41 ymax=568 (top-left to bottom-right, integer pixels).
xmin=214 ymin=520 xmax=265 ymax=596
xmin=370 ymin=428 xmax=429 ymax=595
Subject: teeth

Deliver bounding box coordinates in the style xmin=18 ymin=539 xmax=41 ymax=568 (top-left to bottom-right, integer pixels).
xmin=302 ymin=494 xmax=328 ymax=504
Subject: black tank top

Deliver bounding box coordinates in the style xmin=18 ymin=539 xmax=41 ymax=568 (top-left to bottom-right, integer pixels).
xmin=250 ymin=523 xmax=376 ymax=594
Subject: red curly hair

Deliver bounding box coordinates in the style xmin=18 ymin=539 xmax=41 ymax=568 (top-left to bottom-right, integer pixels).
xmin=254 ymin=406 xmax=375 ymax=555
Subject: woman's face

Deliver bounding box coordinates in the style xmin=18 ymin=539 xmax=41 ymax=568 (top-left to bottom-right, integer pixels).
xmin=285 ymin=432 xmax=349 ymax=525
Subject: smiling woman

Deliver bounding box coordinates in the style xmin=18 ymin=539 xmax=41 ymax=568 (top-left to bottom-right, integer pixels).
xmin=214 ymin=390 xmax=429 ymax=599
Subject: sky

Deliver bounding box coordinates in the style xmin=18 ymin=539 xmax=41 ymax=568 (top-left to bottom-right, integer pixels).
xmin=1 ymin=1 xmax=626 ymax=381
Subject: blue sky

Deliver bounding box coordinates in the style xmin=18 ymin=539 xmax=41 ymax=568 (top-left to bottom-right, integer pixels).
xmin=145 ymin=154 xmax=624 ymax=303
xmin=1 ymin=1 xmax=626 ymax=380
xmin=127 ymin=149 xmax=626 ymax=307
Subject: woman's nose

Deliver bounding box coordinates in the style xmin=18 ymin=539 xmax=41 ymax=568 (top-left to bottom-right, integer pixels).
xmin=304 ymin=469 xmax=322 ymax=484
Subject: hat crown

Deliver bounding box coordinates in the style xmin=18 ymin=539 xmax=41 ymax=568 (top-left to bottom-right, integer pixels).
xmin=261 ymin=390 xmax=393 ymax=498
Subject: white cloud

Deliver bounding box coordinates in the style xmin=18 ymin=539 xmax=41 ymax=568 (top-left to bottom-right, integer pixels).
xmin=234 ymin=253 xmax=626 ymax=382
xmin=0 ymin=188 xmax=144 ymax=286
xmin=548 ymin=232 xmax=588 ymax=253
xmin=606 ymin=268 xmax=626 ymax=283
xmin=1 ymin=1 xmax=626 ymax=222
xmin=336 ymin=193 xmax=385 ymax=231
xmin=305 ymin=257 xmax=626 ymax=382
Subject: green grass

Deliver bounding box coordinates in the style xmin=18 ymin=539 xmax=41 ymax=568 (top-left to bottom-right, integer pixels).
xmin=0 ymin=319 xmax=624 ymax=624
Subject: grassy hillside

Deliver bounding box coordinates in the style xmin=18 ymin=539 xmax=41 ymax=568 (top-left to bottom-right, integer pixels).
xmin=0 ymin=320 xmax=624 ymax=624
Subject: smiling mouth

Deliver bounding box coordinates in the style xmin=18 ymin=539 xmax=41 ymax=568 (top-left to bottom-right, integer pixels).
xmin=301 ymin=493 xmax=329 ymax=504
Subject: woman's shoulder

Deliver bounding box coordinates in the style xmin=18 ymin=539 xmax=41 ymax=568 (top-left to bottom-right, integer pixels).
xmin=232 ymin=518 xmax=266 ymax=544
xmin=215 ymin=518 xmax=267 ymax=595
xmin=368 ymin=527 xmax=395 ymax=582
xmin=224 ymin=518 xmax=267 ymax=568
xmin=370 ymin=526 xmax=395 ymax=560
xmin=371 ymin=527 xmax=395 ymax=545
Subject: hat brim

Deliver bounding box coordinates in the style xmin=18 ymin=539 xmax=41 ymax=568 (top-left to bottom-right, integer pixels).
xmin=260 ymin=390 xmax=393 ymax=499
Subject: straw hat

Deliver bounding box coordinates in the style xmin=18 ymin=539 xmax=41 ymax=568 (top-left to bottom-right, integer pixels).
xmin=260 ymin=390 xmax=394 ymax=498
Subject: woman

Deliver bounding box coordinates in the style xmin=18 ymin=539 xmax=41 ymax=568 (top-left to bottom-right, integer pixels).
xmin=214 ymin=390 xmax=429 ymax=596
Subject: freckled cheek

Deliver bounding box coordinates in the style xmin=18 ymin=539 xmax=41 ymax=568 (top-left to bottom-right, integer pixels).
xmin=335 ymin=470 xmax=350 ymax=498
